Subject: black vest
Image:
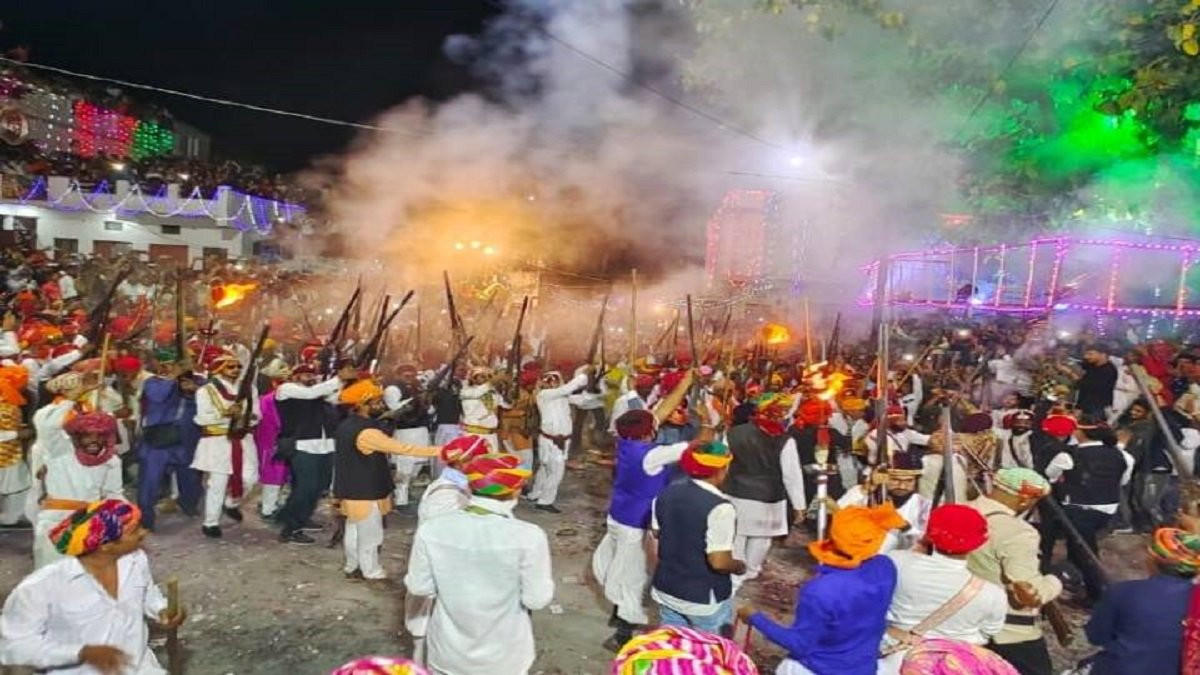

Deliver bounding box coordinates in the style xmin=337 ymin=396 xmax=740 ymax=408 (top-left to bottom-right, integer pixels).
xmin=333 ymin=415 xmax=393 ymax=500
xmin=389 ymin=382 xmax=429 ymax=429
xmin=652 ymin=480 xmax=732 ymax=604
xmin=1063 ymin=443 xmax=1126 ymax=506
xmin=724 ymin=424 xmax=788 ymax=503
xmin=277 ymin=393 xmax=340 ymax=441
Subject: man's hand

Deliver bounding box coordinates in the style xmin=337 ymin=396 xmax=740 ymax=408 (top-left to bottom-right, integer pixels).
xmin=337 ymin=363 xmax=358 ymax=382
xmin=735 ymin=604 xmax=756 ymax=624
xmin=792 ymin=509 xmax=807 ymax=526
xmin=1006 ymin=580 xmax=1041 ymax=610
xmin=78 ymin=645 xmax=129 ymax=674
xmin=227 ymin=402 xmax=244 ymax=419
xmin=158 ymin=607 xmax=187 ymax=630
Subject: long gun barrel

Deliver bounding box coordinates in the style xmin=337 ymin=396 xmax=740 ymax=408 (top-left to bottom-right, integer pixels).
xmin=229 ymin=324 xmax=270 ymax=438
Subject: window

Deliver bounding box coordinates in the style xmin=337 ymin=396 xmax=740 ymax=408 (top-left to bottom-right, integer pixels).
xmin=53 ymin=238 xmax=79 ymax=255
xmin=92 ymin=240 xmax=133 ymax=259
xmin=202 ymin=247 xmax=227 ymax=261
xmin=161 ymin=225 xmax=181 ymax=235
xmin=103 ymin=221 xmax=124 ymax=231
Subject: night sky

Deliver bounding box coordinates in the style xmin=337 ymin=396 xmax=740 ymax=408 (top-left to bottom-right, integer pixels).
xmin=0 ymin=1 xmax=498 ymax=171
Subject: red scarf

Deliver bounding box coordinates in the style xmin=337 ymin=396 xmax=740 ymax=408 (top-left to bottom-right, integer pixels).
xmin=211 ymin=378 xmax=246 ymax=499
xmin=752 ymin=415 xmax=788 ymax=437
xmin=1182 ymin=580 xmax=1200 ymax=673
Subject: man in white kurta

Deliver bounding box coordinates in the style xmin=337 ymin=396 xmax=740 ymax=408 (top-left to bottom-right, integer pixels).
xmin=459 ymin=367 xmax=507 ymax=452
xmin=837 ymin=467 xmax=931 ymax=554
xmin=190 ymin=354 xmax=259 ymax=537
xmin=526 ymin=367 xmax=590 ymax=512
xmin=404 ymin=454 xmax=554 ymax=675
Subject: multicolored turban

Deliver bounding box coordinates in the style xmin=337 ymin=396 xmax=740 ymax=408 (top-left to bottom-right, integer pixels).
xmin=993 ymin=467 xmax=1051 ymax=499
xmin=329 ymin=656 xmax=429 ymax=675
xmin=1149 ymin=527 xmax=1200 ymax=576
xmin=925 ymin=504 xmax=988 ymax=555
xmin=809 ymin=503 xmax=907 ymax=569
xmin=48 ymin=499 xmax=142 ymax=557
xmin=752 ymin=393 xmax=791 ymax=436
xmin=900 ymin=638 xmax=1020 ymax=675
xmin=679 ymin=441 xmax=733 ymax=479
xmin=464 ymin=453 xmax=531 ymax=497
xmin=45 ymin=371 xmax=84 ymax=396
xmin=611 ymin=625 xmax=759 ymax=675
xmin=440 ymin=434 xmax=492 ymax=466
xmin=339 ymin=379 xmax=384 ymax=406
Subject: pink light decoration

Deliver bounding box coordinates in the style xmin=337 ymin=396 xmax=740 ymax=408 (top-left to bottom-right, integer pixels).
xmin=1178 ymin=253 xmax=1192 ymax=318
xmin=1047 ymin=241 xmax=1067 ymax=309
xmin=1023 ymin=241 xmax=1037 ymax=308
xmin=1106 ymin=247 xmax=1120 ymax=312
xmin=995 ymin=243 xmax=1007 ymax=308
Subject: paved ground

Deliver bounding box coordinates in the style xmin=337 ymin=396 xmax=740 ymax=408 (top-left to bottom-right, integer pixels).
xmin=0 ymin=463 xmax=1152 ymax=675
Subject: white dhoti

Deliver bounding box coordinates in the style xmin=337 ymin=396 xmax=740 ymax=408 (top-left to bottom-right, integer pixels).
xmin=192 ymin=436 xmax=258 ymax=528
xmin=0 ymin=462 xmax=30 ymax=525
xmin=590 ymin=518 xmax=650 ymax=625
xmin=527 ymin=435 xmax=568 ymax=506
xmin=344 ymin=501 xmax=386 ymax=579
xmin=729 ymin=497 xmax=787 ymax=588
xmin=775 ymin=659 xmax=817 ymax=675
xmin=392 ymin=427 xmax=432 ymax=506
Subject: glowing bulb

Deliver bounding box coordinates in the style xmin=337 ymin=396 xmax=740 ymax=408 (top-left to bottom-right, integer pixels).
xmin=177 ymin=173 xmax=190 ymax=181
xmin=788 ymin=155 xmax=804 ymax=168
xmin=454 ymin=242 xmax=465 ymax=251
xmin=469 ymin=241 xmax=481 ymax=249
xmin=111 ymin=162 xmax=126 ymax=171
xmin=903 ymin=353 xmax=915 ymax=362
xmin=483 ymin=246 xmax=496 ymax=255
xmin=1057 ymin=330 xmax=1072 ymax=339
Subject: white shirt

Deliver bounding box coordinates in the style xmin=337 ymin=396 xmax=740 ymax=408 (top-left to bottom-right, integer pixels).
xmin=536 ymin=373 xmax=589 ymax=436
xmin=0 ymin=550 xmax=168 ymax=674
xmin=650 ymin=479 xmax=737 ymax=616
xmin=275 ymin=377 xmax=343 ymax=454
xmin=838 ymin=485 xmax=931 ymax=553
xmin=416 ymin=468 xmax=470 ymax=524
xmin=404 ymin=496 xmax=554 ymax=675
xmin=1046 ymin=441 xmax=1135 ymax=513
xmin=885 ymin=550 xmax=1007 ymax=644
xmin=460 ymin=382 xmax=507 ymax=430
xmin=993 ymin=429 xmax=1034 ymax=469
xmin=58 ymin=274 xmax=78 ymax=301
xmin=865 ymin=428 xmax=932 ymax=462
xmin=193 ymin=376 xmax=261 ymax=434
xmin=32 ymin=399 xmax=78 ymax=469
xmin=42 ymin=453 xmax=123 ymax=503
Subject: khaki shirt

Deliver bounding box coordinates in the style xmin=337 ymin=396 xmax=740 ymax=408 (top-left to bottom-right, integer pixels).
xmin=967 ymin=496 xmax=1063 ymax=644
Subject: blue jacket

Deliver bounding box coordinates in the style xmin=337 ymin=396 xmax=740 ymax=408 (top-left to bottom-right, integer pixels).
xmin=1086 ymin=573 xmax=1193 ymax=675
xmin=139 ymin=377 xmax=200 ymax=451
xmin=750 ymin=556 xmax=897 ymax=675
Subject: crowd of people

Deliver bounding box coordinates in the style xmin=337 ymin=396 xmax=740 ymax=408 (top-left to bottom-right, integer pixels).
xmin=0 ymin=243 xmax=1197 ymax=675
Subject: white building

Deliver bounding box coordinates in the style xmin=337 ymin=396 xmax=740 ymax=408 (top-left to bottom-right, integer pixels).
xmin=0 ymin=175 xmax=302 ymax=265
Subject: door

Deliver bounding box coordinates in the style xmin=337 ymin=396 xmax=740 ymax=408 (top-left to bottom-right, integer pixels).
xmin=148 ymin=244 xmax=188 ymax=267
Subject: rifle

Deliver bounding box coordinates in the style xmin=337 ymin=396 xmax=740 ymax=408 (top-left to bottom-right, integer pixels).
xmin=85 ymin=266 xmax=132 ymax=345
xmin=228 ymin=324 xmax=270 ymax=438
xmin=322 ymin=285 xmax=362 ymax=375
xmin=443 ymin=271 xmax=465 ymax=349
xmin=509 ymin=296 xmax=530 ymax=379
xmin=827 ymin=312 xmax=842 ymax=362
xmin=427 ymin=336 xmax=476 ymax=393
xmin=686 ymin=294 xmax=702 ymax=405
xmin=1130 ymin=364 xmax=1200 ymax=510
xmin=585 ymin=291 xmax=611 ymax=391
xmin=355 ymin=290 xmax=413 ymax=369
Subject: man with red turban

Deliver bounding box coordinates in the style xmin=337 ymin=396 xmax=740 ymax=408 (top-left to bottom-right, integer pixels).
xmin=32 ymin=411 xmax=125 ymax=569
xmin=0 ymin=363 xmax=29 ymax=527
xmin=877 ymin=504 xmax=1009 ymax=674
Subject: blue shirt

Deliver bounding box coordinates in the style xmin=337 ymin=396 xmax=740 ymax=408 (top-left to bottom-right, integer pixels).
xmin=1086 ymin=573 xmax=1194 ymax=675
xmin=749 ymin=555 xmax=896 ymax=675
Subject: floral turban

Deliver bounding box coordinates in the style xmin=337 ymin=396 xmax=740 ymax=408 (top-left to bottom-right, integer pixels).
xmin=809 ymin=503 xmax=908 ymax=569
xmin=611 ymin=625 xmax=759 ymax=675
xmin=615 ymin=409 xmax=656 ymax=441
xmin=993 ymin=467 xmax=1051 ymax=498
xmin=464 ymin=453 xmax=531 ymax=497
xmin=0 ymin=364 xmax=28 ymax=406
xmin=339 ymin=380 xmax=384 ymax=406
xmin=49 ymin=499 xmax=141 ymax=557
xmin=925 ymin=504 xmax=988 ymax=555
xmin=440 ymin=434 xmax=492 ymax=466
xmin=1149 ymin=527 xmax=1200 ymax=576
xmin=330 ymin=656 xmax=429 ymax=675
xmin=45 ymin=371 xmax=83 ymax=396
xmin=679 ymin=441 xmax=733 ymax=479
xmin=900 ymin=638 xmax=1019 ymax=675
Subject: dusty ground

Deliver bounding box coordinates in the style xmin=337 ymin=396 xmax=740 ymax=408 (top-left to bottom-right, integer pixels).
xmin=0 ymin=463 xmax=1153 ymax=675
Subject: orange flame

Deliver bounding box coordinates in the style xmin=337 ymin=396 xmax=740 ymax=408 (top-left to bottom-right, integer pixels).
xmin=213 ymin=283 xmax=258 ymax=309
xmin=762 ymin=323 xmax=791 ymax=345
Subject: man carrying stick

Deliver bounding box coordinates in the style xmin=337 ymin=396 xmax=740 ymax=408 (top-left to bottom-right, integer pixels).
xmin=0 ymin=499 xmax=186 ymax=674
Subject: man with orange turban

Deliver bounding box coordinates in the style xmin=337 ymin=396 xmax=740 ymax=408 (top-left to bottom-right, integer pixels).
xmin=404 ymin=452 xmax=553 ymax=673
xmin=0 ymin=363 xmax=29 ymax=527
xmin=738 ymin=503 xmax=905 ymax=675
xmin=333 ymin=378 xmax=438 ymax=581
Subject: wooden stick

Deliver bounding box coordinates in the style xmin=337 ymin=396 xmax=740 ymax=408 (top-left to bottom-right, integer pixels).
xmin=165 ymin=577 xmax=183 ymax=675
xmin=803 ymin=297 xmax=814 ymax=365
xmin=629 ymin=268 xmax=638 ymax=363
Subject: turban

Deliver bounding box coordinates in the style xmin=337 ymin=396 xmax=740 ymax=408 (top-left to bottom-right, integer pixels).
xmin=886 ymin=405 xmax=906 ymax=418
xmin=1002 ymin=409 xmax=1034 ymax=429
xmin=541 ymin=370 xmax=563 ymax=384
xmin=48 ymin=499 xmax=141 ymax=557
xmin=464 ymin=453 xmax=531 ymax=497
xmin=754 ymin=393 xmax=791 ymax=417
xmin=960 ymin=412 xmax=993 ymax=434
xmin=112 ymin=355 xmax=142 ymax=374
xmin=261 ymin=360 xmax=293 ymax=380
xmin=330 ymin=657 xmax=428 ymax=675
xmin=925 ymin=504 xmax=988 ymax=555
xmin=809 ymin=503 xmax=907 ymax=569
xmin=440 ymin=434 xmax=492 ymax=466
xmin=262 ymin=338 xmax=279 ymax=351
xmin=208 ymin=350 xmax=241 ymax=374
xmin=339 ymin=380 xmax=384 ymax=406
xmin=900 ymin=638 xmax=1020 ymax=675
xmin=993 ymin=467 xmax=1051 ymax=498
xmin=290 ymin=363 xmax=318 ymax=377
xmin=154 ymin=347 xmax=180 ymax=364
xmin=611 ymin=625 xmax=759 ymax=675
xmin=841 ymin=397 xmax=867 ymax=412
xmin=1149 ymin=527 xmax=1200 ymax=576
xmin=45 ymin=371 xmax=83 ymax=396
xmin=796 ymin=398 xmax=832 ymax=427
xmin=633 ymin=374 xmax=657 ymax=390
xmin=615 ymin=409 xmax=656 ymax=441
xmin=1041 ymin=414 xmax=1077 ymax=438
xmin=0 ymin=364 xmax=28 ymax=406
xmin=679 ymin=441 xmax=733 ymax=479
xmin=395 ymin=364 xmax=418 ymax=375
xmin=518 ymin=369 xmax=540 ymax=387
xmin=468 ymin=366 xmax=493 ymax=380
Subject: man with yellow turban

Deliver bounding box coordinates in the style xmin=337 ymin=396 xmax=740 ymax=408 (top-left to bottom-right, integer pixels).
xmin=737 ymin=503 xmax=906 ymax=675
xmin=334 ymin=379 xmax=438 ymax=581
xmin=0 ymin=499 xmax=185 ymax=673
xmin=0 ymin=363 xmax=29 ymax=527
xmin=404 ymin=453 xmax=553 ymax=674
